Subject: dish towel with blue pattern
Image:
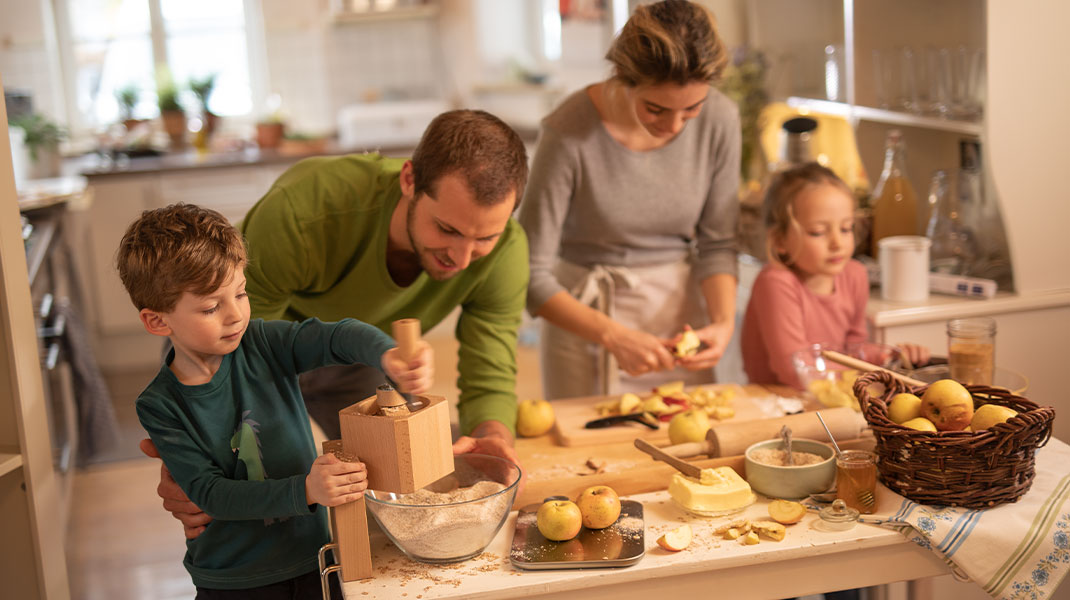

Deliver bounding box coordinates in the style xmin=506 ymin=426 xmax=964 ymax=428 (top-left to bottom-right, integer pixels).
xmin=859 ymin=437 xmax=1070 ymax=600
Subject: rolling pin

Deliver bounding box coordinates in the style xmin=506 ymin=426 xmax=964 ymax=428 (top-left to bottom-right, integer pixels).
xmin=661 ymin=406 xmax=865 ymax=458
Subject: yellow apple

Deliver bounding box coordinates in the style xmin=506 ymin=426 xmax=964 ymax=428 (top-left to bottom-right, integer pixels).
xmin=667 ymin=409 xmax=711 ymax=445
xmin=970 ymin=404 xmax=1019 ymax=431
xmin=656 ymin=524 xmax=692 ymax=551
xmin=536 ymin=500 xmax=583 ymax=541
xmin=921 ymin=379 xmax=974 ymax=431
xmin=618 ymin=392 xmax=642 ymax=414
xmin=654 ymin=380 xmax=685 ymax=396
xmin=887 ymin=393 xmax=924 ymax=424
xmin=642 ymin=395 xmax=670 ymax=415
xmin=901 ymin=416 xmax=938 ymax=432
xmin=576 ymin=485 xmax=622 ymax=529
xmin=674 ymin=329 xmax=701 ymax=357
xmin=517 ymin=398 xmax=555 ymax=437
xmin=768 ymin=499 xmax=807 ymax=525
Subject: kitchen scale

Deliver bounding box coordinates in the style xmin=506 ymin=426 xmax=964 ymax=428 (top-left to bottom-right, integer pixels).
xmin=509 ymin=499 xmax=645 ymax=570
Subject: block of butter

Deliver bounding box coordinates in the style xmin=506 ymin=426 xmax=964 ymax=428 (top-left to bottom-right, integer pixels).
xmin=669 ymin=466 xmax=756 ymax=516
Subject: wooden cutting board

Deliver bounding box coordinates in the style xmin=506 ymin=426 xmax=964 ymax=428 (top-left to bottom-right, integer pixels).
xmin=551 ymin=383 xmax=788 ymax=447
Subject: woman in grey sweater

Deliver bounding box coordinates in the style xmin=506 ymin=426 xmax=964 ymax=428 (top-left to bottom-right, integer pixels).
xmin=518 ymin=0 xmax=741 ymax=399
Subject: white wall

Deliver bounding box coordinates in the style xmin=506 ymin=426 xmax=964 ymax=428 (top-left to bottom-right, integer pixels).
xmin=987 ymin=0 xmax=1070 ymax=293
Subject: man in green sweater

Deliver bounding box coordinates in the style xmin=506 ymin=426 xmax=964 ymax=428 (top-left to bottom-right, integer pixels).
xmin=144 ymin=109 xmax=530 ymax=538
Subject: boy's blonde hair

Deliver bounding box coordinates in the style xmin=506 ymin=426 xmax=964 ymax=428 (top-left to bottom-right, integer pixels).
xmin=763 ymin=162 xmax=854 ymax=266
xmin=605 ymin=0 xmax=729 ymax=88
xmin=116 ymin=203 xmax=247 ymax=312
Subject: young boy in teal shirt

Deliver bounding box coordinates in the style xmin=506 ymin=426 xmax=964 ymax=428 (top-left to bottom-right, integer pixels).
xmin=116 ymin=203 xmax=433 ymax=599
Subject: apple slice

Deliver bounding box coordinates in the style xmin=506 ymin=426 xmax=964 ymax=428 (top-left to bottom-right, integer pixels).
xmin=768 ymin=499 xmax=807 ymax=525
xmin=656 ymin=524 xmax=692 ymax=552
xmin=654 ymin=380 xmax=685 ymax=396
xmin=662 ymin=396 xmax=691 ymax=408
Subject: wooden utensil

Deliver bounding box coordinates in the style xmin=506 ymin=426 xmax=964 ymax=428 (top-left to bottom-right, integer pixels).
xmin=391 ymin=318 xmax=423 ymax=411
xmin=633 ymin=438 xmax=702 ymax=478
xmin=660 ymin=406 xmax=864 ymax=458
xmin=321 ymin=440 xmax=373 ymax=582
xmin=820 ymin=349 xmax=926 ymax=388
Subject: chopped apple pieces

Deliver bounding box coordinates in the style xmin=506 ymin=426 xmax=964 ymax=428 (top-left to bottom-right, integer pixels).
xmin=656 ymin=524 xmax=693 ymax=552
xmin=714 ymin=516 xmax=789 ymax=545
xmin=767 ymin=499 xmax=807 ymax=525
xmin=593 ymin=384 xmax=737 ymax=421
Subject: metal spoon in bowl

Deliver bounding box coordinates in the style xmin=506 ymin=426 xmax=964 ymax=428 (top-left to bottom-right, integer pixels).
xmin=816 ymin=411 xmax=875 ymax=511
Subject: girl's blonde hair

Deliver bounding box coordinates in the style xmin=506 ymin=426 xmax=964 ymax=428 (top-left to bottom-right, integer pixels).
xmin=605 ymin=0 xmax=728 ymax=88
xmin=763 ymin=162 xmax=854 ymax=266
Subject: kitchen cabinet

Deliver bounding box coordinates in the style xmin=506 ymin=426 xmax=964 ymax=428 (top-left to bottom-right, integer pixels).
xmin=0 ymin=98 xmax=71 ymax=599
xmin=82 ymin=163 xmax=288 ymax=370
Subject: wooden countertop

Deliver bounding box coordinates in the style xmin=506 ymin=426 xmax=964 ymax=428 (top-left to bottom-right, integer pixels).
xmin=867 ymin=288 xmax=1070 ymax=327
xmin=337 ymin=387 xmax=944 ymax=599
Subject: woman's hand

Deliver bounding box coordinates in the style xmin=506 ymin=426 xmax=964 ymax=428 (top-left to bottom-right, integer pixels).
xmin=602 ymin=321 xmax=677 ymax=376
xmin=139 ymin=438 xmax=212 ymax=539
xmin=305 ymin=453 xmax=368 ymax=507
xmin=673 ymin=321 xmax=734 ymax=370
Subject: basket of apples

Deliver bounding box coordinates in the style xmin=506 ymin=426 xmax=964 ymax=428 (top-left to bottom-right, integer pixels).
xmin=852 ymin=370 xmax=1055 ymax=509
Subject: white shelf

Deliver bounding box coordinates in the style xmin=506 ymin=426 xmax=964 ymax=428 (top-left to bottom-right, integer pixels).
xmin=787 ymin=97 xmax=983 ymax=136
xmin=331 ymin=4 xmax=438 ymax=24
xmin=0 ymin=452 xmax=23 ymax=478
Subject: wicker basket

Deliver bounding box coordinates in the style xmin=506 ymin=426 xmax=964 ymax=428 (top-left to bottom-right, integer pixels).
xmin=853 ymin=370 xmax=1055 ymax=509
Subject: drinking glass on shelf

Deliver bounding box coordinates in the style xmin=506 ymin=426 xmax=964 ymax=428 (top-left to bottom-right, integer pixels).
xmin=897 ymin=46 xmax=920 ymax=113
xmin=872 ymin=49 xmax=894 ymax=109
xmin=926 ymin=47 xmax=952 ymax=117
xmin=952 ymin=47 xmax=985 ymax=121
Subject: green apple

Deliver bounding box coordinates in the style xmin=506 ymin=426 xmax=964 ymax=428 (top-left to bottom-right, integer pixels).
xmin=970 ymin=404 xmax=1018 ymax=431
xmin=887 ymin=392 xmax=923 ymax=424
xmin=921 ymin=379 xmax=974 ymax=431
xmin=901 ymin=416 xmax=938 ymax=432
xmin=667 ymin=409 xmax=711 ymax=445
xmin=536 ymin=500 xmax=582 ymax=541
xmin=517 ymin=398 xmax=555 ymax=437
xmin=576 ymin=485 xmax=622 ymax=529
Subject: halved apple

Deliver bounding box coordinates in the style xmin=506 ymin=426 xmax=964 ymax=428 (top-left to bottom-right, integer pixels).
xmin=767 ymin=499 xmax=807 ymax=525
xmin=656 ymin=524 xmax=692 ymax=551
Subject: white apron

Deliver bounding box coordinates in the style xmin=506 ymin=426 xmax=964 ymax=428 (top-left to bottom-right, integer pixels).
xmin=540 ymin=257 xmax=715 ymax=400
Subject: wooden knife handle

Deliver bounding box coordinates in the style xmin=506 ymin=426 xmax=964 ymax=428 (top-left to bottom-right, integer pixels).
xmin=634 ymin=438 xmax=702 ymax=478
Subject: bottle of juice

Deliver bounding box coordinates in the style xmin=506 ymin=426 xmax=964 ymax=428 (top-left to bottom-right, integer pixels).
xmin=870 ymin=130 xmax=919 ymax=258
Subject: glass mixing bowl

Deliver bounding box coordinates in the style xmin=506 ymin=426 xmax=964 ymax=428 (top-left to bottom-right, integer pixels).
xmin=365 ymin=454 xmax=521 ymax=564
xmin=792 ymin=342 xmax=903 ymax=409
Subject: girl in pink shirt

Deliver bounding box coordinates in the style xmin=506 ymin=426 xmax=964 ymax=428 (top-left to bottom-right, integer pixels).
xmin=741 ymin=163 xmax=928 ymax=389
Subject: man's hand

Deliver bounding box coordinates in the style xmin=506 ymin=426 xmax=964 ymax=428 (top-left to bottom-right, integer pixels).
xmin=452 ymin=420 xmax=526 ymax=497
xmin=139 ymin=438 xmax=212 ymax=539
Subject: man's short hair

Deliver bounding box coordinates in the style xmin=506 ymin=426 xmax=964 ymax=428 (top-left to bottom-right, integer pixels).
xmin=411 ymin=109 xmax=528 ymax=208
xmin=116 ymin=203 xmax=247 ymax=312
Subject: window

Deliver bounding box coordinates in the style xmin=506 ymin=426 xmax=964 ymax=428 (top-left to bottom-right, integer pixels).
xmin=60 ymin=0 xmax=261 ymax=135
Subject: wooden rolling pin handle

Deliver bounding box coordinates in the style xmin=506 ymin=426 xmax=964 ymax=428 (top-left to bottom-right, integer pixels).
xmin=634 ymin=438 xmax=702 ymax=478
xmin=660 ymin=441 xmax=709 ymax=458
xmin=708 ymin=407 xmax=863 ymax=458
xmin=392 ymin=318 xmax=421 ymax=363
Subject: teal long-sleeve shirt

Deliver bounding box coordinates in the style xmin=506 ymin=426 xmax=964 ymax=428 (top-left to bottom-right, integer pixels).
xmin=239 ymin=154 xmax=528 ymax=435
xmin=135 ymin=318 xmax=394 ymax=590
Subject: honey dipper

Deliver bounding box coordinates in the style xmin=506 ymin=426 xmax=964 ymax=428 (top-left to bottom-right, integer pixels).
xmin=816 ymin=412 xmax=875 ymax=511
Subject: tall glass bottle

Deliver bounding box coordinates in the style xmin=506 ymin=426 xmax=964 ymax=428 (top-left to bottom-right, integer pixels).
xmin=957 ymin=140 xmax=1013 ymax=288
xmin=870 ymin=130 xmax=919 ymax=258
xmin=925 ymin=169 xmax=976 ymax=274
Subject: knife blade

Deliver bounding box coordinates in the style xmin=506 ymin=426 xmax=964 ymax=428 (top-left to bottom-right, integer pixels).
xmin=584 ymin=412 xmax=659 ymax=430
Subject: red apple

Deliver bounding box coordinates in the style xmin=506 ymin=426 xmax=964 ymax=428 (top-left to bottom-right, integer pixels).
xmin=921 ymin=379 xmax=974 ymax=431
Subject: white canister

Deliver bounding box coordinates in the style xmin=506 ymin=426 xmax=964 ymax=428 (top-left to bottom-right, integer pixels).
xmin=879 ymin=235 xmax=931 ymax=302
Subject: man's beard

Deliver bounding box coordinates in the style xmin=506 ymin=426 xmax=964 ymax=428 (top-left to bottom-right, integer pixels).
xmin=406 ymin=199 xmax=456 ymax=282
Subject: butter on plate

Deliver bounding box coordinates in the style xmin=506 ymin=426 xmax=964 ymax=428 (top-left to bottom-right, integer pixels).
xmin=669 ymin=466 xmax=756 ymax=516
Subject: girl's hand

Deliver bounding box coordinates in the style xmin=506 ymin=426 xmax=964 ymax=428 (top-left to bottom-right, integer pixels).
xmin=674 ymin=322 xmax=734 ymax=370
xmin=897 ymin=343 xmax=931 ymax=369
xmin=602 ymin=321 xmax=676 ymax=376
xmin=382 ymin=342 xmax=434 ymax=395
xmin=305 ymin=453 xmax=367 ymax=507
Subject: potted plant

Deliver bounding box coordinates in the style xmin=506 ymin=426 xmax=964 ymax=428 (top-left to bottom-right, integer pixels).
xmin=157 ymin=80 xmax=186 ymax=148
xmin=189 ymin=73 xmax=219 ymax=136
xmin=255 ymin=114 xmax=286 ymax=150
xmin=116 ymin=84 xmax=142 ymax=131
xmin=10 ymin=113 xmax=67 ymax=179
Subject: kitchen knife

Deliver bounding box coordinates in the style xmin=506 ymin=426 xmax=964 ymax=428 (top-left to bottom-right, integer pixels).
xmin=584 ymin=412 xmax=659 ymax=430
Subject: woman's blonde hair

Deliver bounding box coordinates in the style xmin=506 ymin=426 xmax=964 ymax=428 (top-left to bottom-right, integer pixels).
xmin=763 ymin=162 xmax=854 ymax=266
xmin=605 ymin=0 xmax=728 ymax=88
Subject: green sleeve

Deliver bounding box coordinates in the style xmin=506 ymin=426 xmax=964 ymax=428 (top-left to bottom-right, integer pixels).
xmin=455 ymin=223 xmax=528 ymax=436
xmin=239 ymin=184 xmax=312 ymax=321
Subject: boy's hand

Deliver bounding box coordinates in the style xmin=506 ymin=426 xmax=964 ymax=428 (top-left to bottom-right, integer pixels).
xmin=140 ymin=438 xmax=212 ymax=539
xmin=382 ymin=341 xmax=434 ymax=395
xmin=306 ymin=453 xmax=368 ymax=507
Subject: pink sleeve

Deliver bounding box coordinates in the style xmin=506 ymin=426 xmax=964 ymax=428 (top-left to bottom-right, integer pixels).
xmin=748 ymin=269 xmax=811 ymax=389
xmin=844 ymin=261 xmax=870 ymax=345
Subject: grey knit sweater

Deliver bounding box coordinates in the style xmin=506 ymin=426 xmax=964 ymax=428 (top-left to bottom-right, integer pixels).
xmin=518 ymin=86 xmax=741 ymax=314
